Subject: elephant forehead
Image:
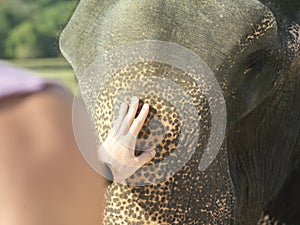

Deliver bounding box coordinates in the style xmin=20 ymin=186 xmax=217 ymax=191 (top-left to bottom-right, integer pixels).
xmin=93 ymin=62 xmax=209 ymax=176
xmin=77 ymin=59 xmax=235 ymax=224
xmin=60 ymin=0 xmax=277 ymax=77
xmin=89 ymin=62 xmax=235 ymax=224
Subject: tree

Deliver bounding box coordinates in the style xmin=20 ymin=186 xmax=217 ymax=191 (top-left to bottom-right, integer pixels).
xmin=0 ymin=0 xmax=37 ymax=58
xmin=1 ymin=0 xmax=79 ymax=59
xmin=5 ymin=22 xmax=41 ymax=58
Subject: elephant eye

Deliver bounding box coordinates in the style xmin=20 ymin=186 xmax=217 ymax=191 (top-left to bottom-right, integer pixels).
xmin=244 ymin=59 xmax=264 ymax=75
xmin=244 ymin=49 xmax=269 ymax=75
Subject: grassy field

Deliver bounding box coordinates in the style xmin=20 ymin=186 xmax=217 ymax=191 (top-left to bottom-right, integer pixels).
xmin=7 ymin=58 xmax=78 ymax=91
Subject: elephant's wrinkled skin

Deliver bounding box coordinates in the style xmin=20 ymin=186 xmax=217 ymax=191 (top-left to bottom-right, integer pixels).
xmin=60 ymin=0 xmax=300 ymax=224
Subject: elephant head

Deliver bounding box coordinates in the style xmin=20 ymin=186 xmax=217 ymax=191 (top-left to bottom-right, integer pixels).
xmin=60 ymin=0 xmax=300 ymax=224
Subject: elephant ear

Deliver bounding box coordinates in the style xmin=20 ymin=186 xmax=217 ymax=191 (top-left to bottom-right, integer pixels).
xmin=60 ymin=0 xmax=238 ymax=224
xmin=259 ymin=0 xmax=300 ymax=24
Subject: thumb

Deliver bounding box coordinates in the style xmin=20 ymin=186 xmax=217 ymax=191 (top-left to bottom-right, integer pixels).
xmin=136 ymin=150 xmax=156 ymax=166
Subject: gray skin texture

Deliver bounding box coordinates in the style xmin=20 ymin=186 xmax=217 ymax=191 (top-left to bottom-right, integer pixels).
xmin=60 ymin=0 xmax=300 ymax=224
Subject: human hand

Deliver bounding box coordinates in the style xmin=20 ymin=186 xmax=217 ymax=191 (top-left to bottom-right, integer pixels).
xmin=97 ymin=97 xmax=156 ymax=183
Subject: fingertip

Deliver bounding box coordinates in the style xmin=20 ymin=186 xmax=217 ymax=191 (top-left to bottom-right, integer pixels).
xmin=137 ymin=150 xmax=156 ymax=165
xmin=120 ymin=102 xmax=128 ymax=110
xmin=131 ymin=96 xmax=139 ymax=105
xmin=140 ymin=103 xmax=149 ymax=116
xmin=118 ymin=102 xmax=128 ymax=116
xmin=151 ymin=150 xmax=156 ymax=157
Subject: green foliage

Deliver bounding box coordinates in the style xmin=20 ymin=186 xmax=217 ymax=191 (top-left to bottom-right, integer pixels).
xmin=0 ymin=0 xmax=79 ymax=59
xmin=5 ymin=22 xmax=40 ymax=58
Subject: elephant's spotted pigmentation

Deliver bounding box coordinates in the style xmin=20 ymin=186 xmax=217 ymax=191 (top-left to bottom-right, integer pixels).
xmin=60 ymin=0 xmax=300 ymax=224
xmin=91 ymin=61 xmax=235 ymax=224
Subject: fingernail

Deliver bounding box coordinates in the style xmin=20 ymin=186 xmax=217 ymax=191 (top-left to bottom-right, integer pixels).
xmin=143 ymin=103 xmax=149 ymax=109
xmin=151 ymin=150 xmax=156 ymax=157
xmin=121 ymin=102 xmax=127 ymax=109
xmin=131 ymin=96 xmax=139 ymax=104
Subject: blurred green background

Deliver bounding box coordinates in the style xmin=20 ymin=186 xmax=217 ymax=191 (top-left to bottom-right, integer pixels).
xmin=0 ymin=0 xmax=79 ymax=90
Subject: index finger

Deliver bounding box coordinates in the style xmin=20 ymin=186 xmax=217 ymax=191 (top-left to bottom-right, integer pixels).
xmin=128 ymin=103 xmax=150 ymax=137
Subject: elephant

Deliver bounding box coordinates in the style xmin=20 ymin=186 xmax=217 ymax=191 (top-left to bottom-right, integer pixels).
xmin=60 ymin=0 xmax=300 ymax=224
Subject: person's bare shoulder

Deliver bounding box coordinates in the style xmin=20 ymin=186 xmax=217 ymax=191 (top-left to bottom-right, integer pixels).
xmin=0 ymin=86 xmax=103 ymax=225
xmin=0 ymin=86 xmax=73 ymax=160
